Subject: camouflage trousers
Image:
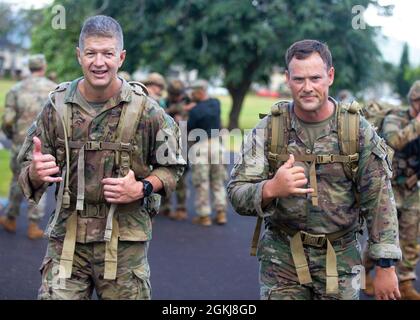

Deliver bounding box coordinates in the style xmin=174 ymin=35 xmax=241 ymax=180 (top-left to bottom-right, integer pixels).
xmin=190 ymin=138 xmax=227 ymax=216
xmin=363 ymin=187 xmax=420 ymax=281
xmin=4 ymin=153 xmax=45 ymax=222
xmin=160 ymin=171 xmax=188 ymax=212
xmin=38 ymin=238 xmax=151 ymax=300
xmin=258 ymin=228 xmax=363 ymax=300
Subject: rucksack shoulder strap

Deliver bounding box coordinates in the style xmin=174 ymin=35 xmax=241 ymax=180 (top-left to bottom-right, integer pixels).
xmin=250 ymin=100 xmax=290 ymax=256
xmin=115 ymin=85 xmax=148 ymax=174
xmin=338 ymin=100 xmax=361 ymax=161
xmin=50 ymin=82 xmax=72 ymax=137
xmin=337 ymin=101 xmax=361 ymax=209
xmin=48 ymin=81 xmax=72 ymax=209
xmin=104 ymin=88 xmax=148 ymax=246
xmin=269 ymin=100 xmax=291 ymax=155
xmin=128 ymin=81 xmax=149 ymax=96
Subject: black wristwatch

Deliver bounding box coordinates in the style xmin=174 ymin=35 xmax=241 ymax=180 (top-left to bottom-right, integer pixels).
xmin=376 ymin=258 xmax=396 ymax=268
xmin=141 ymin=179 xmax=153 ymax=198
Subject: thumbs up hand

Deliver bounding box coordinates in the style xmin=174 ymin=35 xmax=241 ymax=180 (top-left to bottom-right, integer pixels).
xmin=263 ymin=154 xmax=314 ymax=200
xmin=29 ymin=136 xmax=62 ymax=185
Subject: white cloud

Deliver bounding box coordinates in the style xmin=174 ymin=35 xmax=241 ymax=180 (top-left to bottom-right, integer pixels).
xmin=365 ymin=0 xmax=420 ymax=49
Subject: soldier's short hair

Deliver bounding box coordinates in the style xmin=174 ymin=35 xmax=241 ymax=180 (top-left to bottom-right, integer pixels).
xmin=79 ymin=15 xmax=124 ymax=51
xmin=167 ymin=79 xmax=186 ymax=96
xmin=285 ymin=39 xmax=333 ymax=71
xmin=408 ymin=80 xmax=420 ymax=102
xmin=189 ymin=79 xmax=208 ymax=92
xmin=28 ymin=54 xmax=46 ymax=72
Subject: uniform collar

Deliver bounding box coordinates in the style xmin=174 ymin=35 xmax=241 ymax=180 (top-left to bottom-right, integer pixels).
xmin=64 ymin=77 xmax=132 ymax=107
xmin=289 ymin=96 xmax=338 ymax=133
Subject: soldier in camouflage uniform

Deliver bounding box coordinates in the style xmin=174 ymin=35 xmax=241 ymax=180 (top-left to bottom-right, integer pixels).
xmin=363 ymin=81 xmax=420 ymax=299
xmin=18 ymin=16 xmax=185 ymax=300
xmin=0 ymin=54 xmax=56 ymax=239
xmin=187 ymin=79 xmax=227 ymax=226
xmin=160 ymin=79 xmax=190 ymax=220
xmin=227 ymin=40 xmax=401 ymax=300
xmin=143 ymin=72 xmax=166 ymax=107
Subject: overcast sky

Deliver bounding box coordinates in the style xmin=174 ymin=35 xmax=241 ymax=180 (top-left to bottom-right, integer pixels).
xmin=364 ymin=0 xmax=420 ymax=49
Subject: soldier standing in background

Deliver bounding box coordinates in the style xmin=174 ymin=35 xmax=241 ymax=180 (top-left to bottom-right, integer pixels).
xmin=160 ymin=79 xmax=191 ymax=220
xmin=187 ymin=79 xmax=227 ymax=226
xmin=143 ymin=72 xmax=166 ymax=106
xmin=364 ymin=80 xmax=420 ymax=299
xmin=0 ymin=54 xmax=56 ymax=239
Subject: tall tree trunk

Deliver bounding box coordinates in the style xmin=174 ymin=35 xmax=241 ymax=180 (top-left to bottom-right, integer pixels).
xmin=226 ymin=59 xmax=260 ymax=130
xmin=227 ymin=81 xmax=251 ymax=130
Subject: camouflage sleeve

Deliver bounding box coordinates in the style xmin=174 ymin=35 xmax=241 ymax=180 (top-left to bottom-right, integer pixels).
xmin=1 ymin=89 xmax=17 ymax=139
xmin=227 ymin=117 xmax=277 ymax=217
xmin=358 ymin=117 xmax=402 ymax=260
xmin=18 ymin=101 xmax=57 ymax=204
xmin=148 ymin=108 xmax=186 ymax=196
xmin=382 ymin=113 xmax=420 ymax=151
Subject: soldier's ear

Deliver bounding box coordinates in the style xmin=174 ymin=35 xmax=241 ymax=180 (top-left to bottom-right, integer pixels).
xmin=118 ymin=50 xmax=126 ymax=68
xmin=285 ymin=70 xmax=291 ymax=88
xmin=327 ymin=67 xmax=335 ymax=86
xmin=76 ymin=47 xmax=82 ymax=65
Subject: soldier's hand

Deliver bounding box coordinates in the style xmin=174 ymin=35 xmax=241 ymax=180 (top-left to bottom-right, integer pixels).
xmin=374 ymin=266 xmax=400 ymax=300
xmin=263 ymin=154 xmax=314 ymax=201
xmin=184 ymin=102 xmax=196 ymax=111
xmin=29 ymin=136 xmax=62 ymax=185
xmin=102 ymin=170 xmax=144 ymax=204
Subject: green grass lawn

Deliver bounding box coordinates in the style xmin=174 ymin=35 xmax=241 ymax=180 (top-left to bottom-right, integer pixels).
xmin=0 ymin=150 xmax=11 ymax=197
xmin=218 ymin=94 xmax=282 ymax=130
xmin=0 ymin=80 xmax=15 ymax=197
xmin=217 ymin=94 xmax=282 ymax=151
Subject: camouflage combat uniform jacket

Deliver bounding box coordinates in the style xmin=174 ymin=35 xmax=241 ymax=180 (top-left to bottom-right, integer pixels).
xmin=228 ymin=99 xmax=401 ymax=261
xmin=18 ymin=78 xmax=186 ymax=243
xmin=1 ymin=75 xmax=56 ymax=159
xmin=382 ymin=108 xmax=420 ymax=194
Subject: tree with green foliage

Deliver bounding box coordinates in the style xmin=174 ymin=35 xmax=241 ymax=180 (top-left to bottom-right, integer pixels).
xmin=31 ymin=0 xmax=391 ymax=129
xmin=0 ymin=3 xmax=15 ymax=42
xmin=31 ymin=0 xmax=107 ymax=81
xmin=404 ymin=66 xmax=420 ymax=89
xmin=396 ymin=43 xmax=411 ymax=101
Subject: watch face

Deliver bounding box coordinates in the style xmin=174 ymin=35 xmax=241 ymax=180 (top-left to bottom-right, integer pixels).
xmin=143 ymin=181 xmax=153 ymax=196
xmin=377 ymin=259 xmax=394 ymax=268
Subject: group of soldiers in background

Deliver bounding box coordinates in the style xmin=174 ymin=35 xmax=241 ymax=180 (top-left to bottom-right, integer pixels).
xmin=361 ymin=81 xmax=420 ymax=299
xmin=141 ymin=73 xmax=228 ymax=226
xmin=338 ymin=82 xmax=420 ymax=299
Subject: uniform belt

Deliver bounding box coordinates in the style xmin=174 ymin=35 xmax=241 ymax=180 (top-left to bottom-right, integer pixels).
xmin=78 ymin=203 xmax=108 ymax=218
xmin=269 ymin=223 xmax=358 ymax=295
xmin=270 ymin=223 xmax=357 ymax=249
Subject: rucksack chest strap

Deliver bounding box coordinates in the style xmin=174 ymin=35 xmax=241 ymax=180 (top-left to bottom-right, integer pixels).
xmin=64 ymin=140 xmax=134 ymax=152
xmin=268 ymin=152 xmax=359 ymax=164
xmin=267 ymin=152 xmax=359 ymax=206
